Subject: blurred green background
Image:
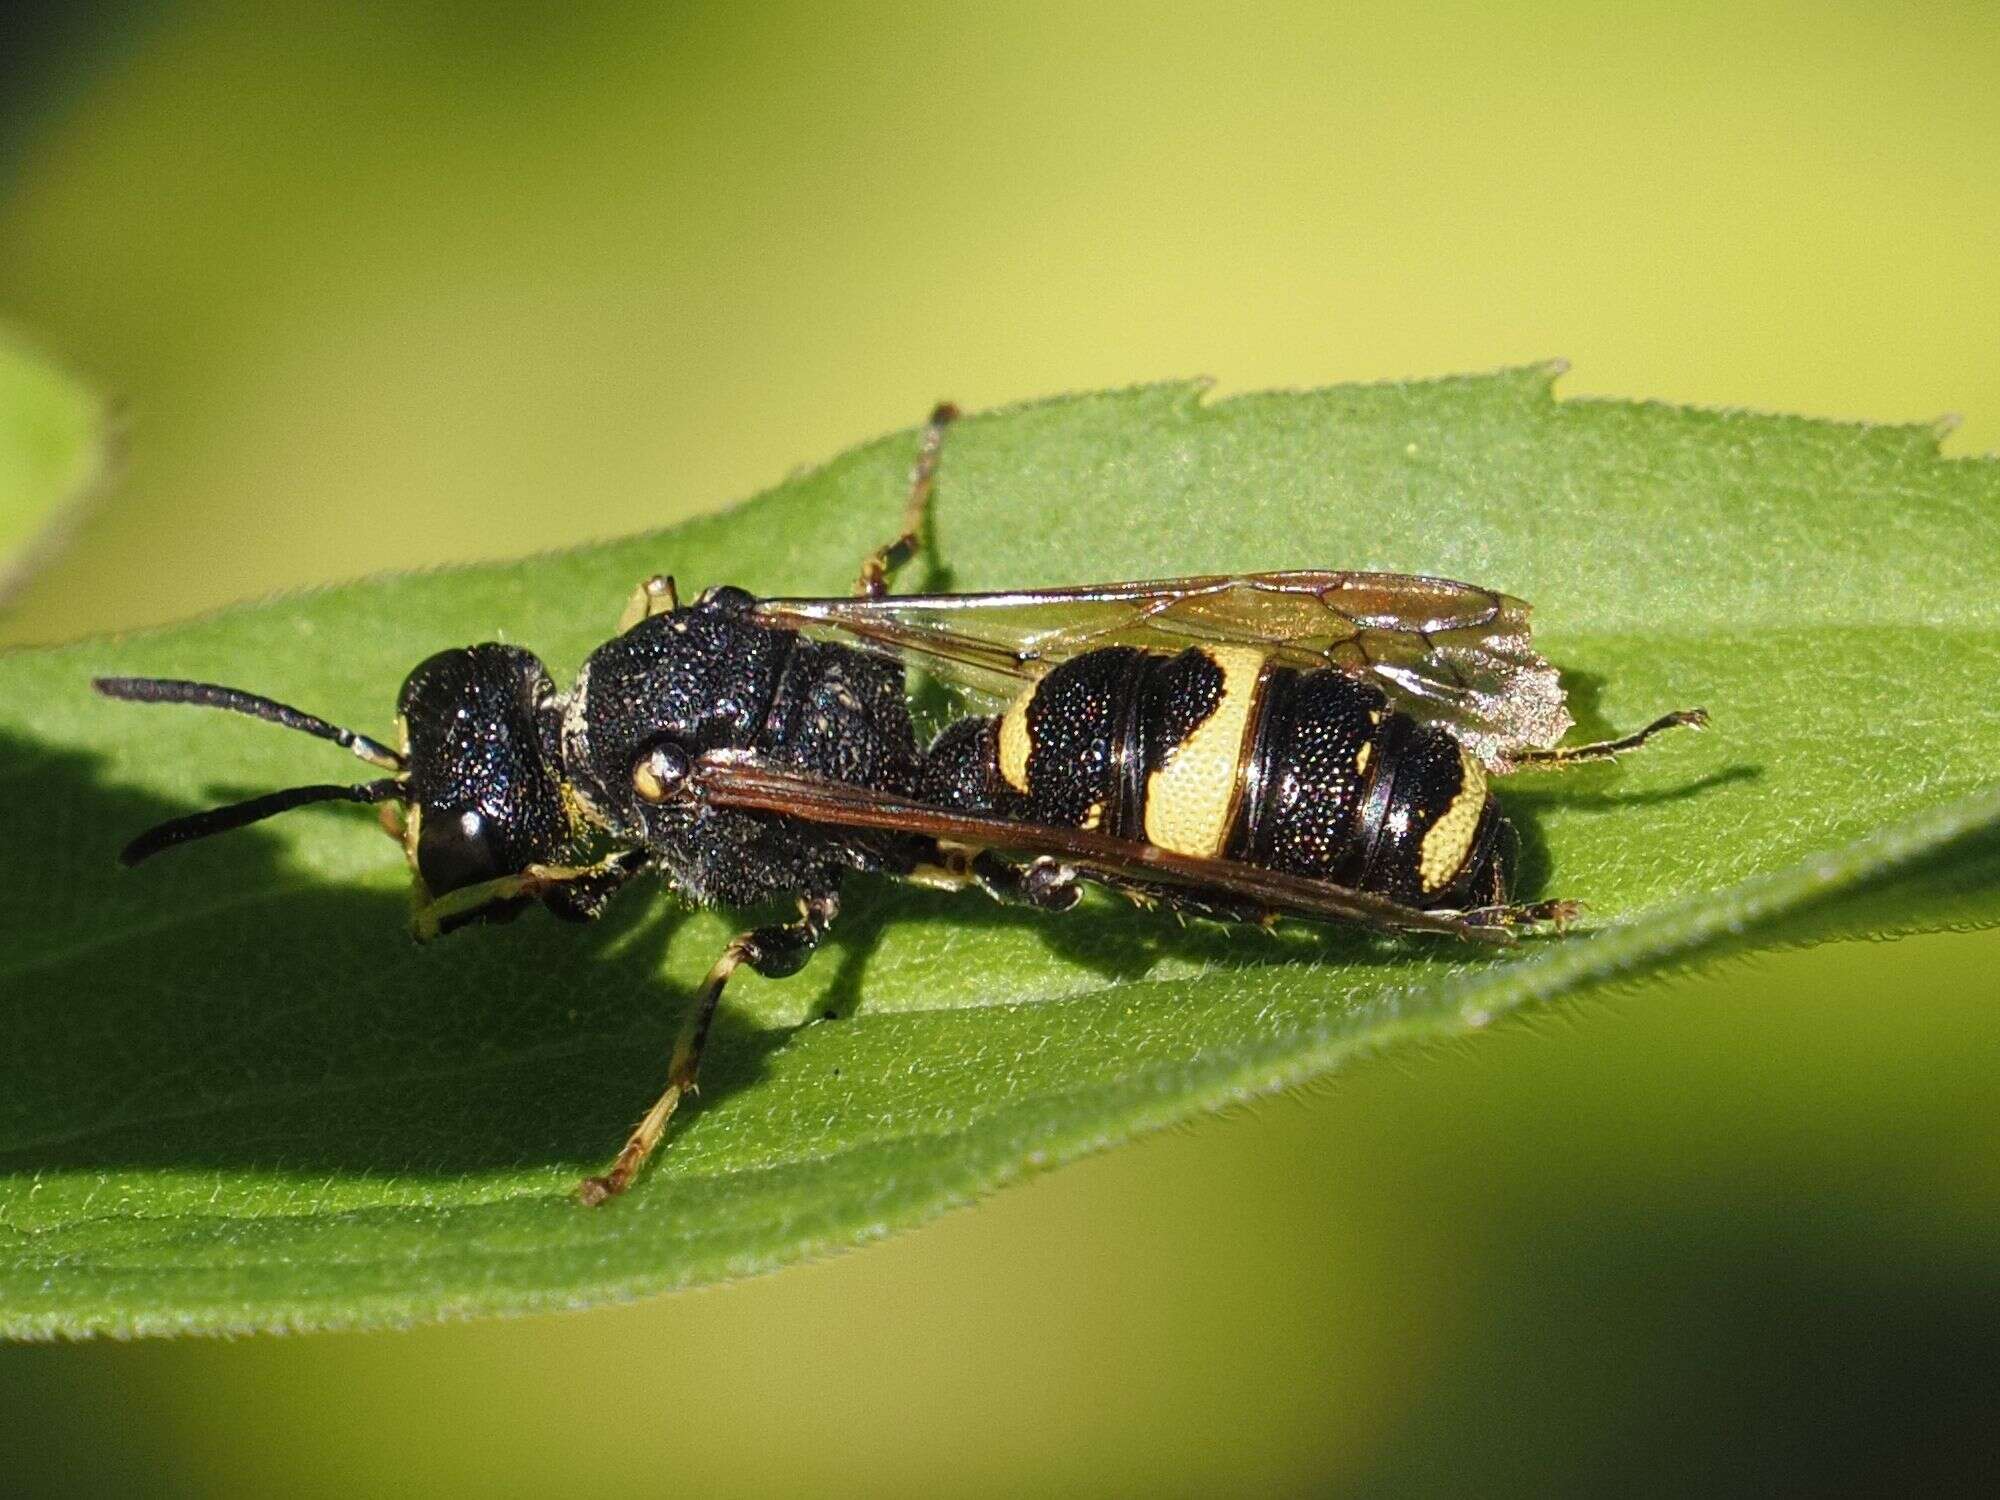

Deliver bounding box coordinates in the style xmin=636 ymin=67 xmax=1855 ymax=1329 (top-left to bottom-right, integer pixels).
xmin=3 ymin=1 xmax=1998 ymax=1494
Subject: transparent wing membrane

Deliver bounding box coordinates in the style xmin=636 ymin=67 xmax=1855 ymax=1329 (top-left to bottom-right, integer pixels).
xmin=759 ymin=571 xmax=1572 ymax=769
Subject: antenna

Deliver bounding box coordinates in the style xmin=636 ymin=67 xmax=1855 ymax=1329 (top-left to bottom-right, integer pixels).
xmin=117 ymin=778 xmax=405 ymax=866
xmin=93 ymin=677 xmax=404 ymax=770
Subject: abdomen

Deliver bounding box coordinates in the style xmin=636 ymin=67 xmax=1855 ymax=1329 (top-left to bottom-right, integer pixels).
xmin=921 ymin=645 xmax=1513 ymax=910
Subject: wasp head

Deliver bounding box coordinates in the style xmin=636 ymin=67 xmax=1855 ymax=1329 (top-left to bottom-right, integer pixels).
xmin=96 ymin=641 xmax=584 ymax=934
xmin=393 ymin=644 xmax=577 ymax=915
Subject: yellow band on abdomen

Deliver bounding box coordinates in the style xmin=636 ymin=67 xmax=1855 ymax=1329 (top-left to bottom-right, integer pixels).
xmin=1418 ymin=749 xmax=1488 ymax=893
xmin=996 ymin=687 xmax=1035 ymax=793
xmin=1143 ymin=646 xmax=1267 ymax=858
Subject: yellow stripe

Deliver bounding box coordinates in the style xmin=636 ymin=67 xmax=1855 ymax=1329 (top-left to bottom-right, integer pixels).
xmin=1143 ymin=646 xmax=1267 ymax=858
xmin=997 ymin=687 xmax=1035 ymax=792
xmin=1418 ymin=749 xmax=1488 ymax=893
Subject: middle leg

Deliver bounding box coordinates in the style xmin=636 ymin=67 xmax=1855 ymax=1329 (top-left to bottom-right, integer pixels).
xmin=578 ymin=889 xmax=840 ymax=1204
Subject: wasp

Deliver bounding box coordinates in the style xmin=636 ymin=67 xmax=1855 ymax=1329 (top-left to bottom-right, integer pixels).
xmin=95 ymin=404 xmax=1705 ymax=1203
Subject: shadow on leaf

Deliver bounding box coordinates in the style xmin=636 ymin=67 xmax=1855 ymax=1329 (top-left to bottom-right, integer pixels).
xmin=0 ymin=727 xmax=1458 ymax=1187
xmin=0 ymin=718 xmax=1794 ymax=1188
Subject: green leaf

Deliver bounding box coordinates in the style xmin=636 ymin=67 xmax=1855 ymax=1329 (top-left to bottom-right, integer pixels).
xmin=0 ymin=335 xmax=105 ymax=603
xmin=4 ymin=366 xmax=1998 ymax=1338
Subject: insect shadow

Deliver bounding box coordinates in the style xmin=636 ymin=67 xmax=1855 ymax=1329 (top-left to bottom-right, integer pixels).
xmin=0 ymin=730 xmax=710 ymax=1181
xmin=0 ymin=703 xmax=1756 ymax=1186
xmin=0 ymin=729 xmax=1388 ymax=1183
xmin=1496 ymin=670 xmax=1763 ymax=898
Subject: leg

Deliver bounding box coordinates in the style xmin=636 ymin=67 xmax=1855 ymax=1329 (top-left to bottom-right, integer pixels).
xmin=617 ymin=573 xmax=680 ymax=633
xmin=410 ymin=850 xmax=649 ymax=941
xmin=971 ymin=851 xmax=1081 ymax=911
xmin=1086 ymin=870 xmax=1276 ymax=928
xmin=1513 ymin=708 xmax=1708 ymax=769
xmin=1456 ymin=897 xmax=1585 ymax=932
xmin=578 ymin=890 xmax=840 ymax=1205
xmin=901 ymin=841 xmax=1081 ymax=912
xmin=854 ymin=401 xmax=959 ymax=597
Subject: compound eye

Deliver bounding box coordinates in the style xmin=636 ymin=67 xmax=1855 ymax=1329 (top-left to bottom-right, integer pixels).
xmin=631 ymin=741 xmax=693 ymax=804
xmin=417 ymin=806 xmax=506 ymax=895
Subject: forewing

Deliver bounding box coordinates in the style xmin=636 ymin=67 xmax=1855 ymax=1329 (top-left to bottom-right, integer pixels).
xmin=757 ymin=572 xmax=1573 ymax=769
xmin=687 ymin=753 xmax=1509 ymax=943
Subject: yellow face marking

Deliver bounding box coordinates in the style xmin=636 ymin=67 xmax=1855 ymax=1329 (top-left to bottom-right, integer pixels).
xmin=1080 ymin=801 xmax=1104 ymax=831
xmin=997 ymin=687 xmax=1036 ymax=793
xmin=1355 ymin=741 xmax=1373 ymax=776
xmin=1143 ymin=646 xmax=1267 ymax=858
xmin=1418 ymin=749 xmax=1489 ymax=893
xmin=399 ymin=799 xmax=424 ymax=877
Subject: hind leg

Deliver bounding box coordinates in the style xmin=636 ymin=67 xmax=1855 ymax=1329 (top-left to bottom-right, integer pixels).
xmin=1514 ymin=709 xmax=1708 ymax=768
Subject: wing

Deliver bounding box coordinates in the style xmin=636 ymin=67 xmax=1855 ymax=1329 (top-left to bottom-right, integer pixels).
xmin=687 ymin=752 xmax=1512 ymax=945
xmin=755 ymin=572 xmax=1573 ymax=771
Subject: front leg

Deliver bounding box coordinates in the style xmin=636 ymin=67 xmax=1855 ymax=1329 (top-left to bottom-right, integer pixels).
xmin=617 ymin=573 xmax=681 ymax=633
xmin=410 ymin=849 xmax=649 ymax=941
xmin=578 ymin=889 xmax=840 ymax=1205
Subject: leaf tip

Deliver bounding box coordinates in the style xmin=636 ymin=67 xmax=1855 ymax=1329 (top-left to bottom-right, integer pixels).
xmin=1489 ymin=358 xmax=1569 ymax=406
xmin=1176 ymin=375 xmax=1218 ymax=415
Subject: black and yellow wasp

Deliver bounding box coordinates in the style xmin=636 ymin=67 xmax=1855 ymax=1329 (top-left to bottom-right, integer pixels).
xmin=96 ymin=404 xmax=1704 ymax=1202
